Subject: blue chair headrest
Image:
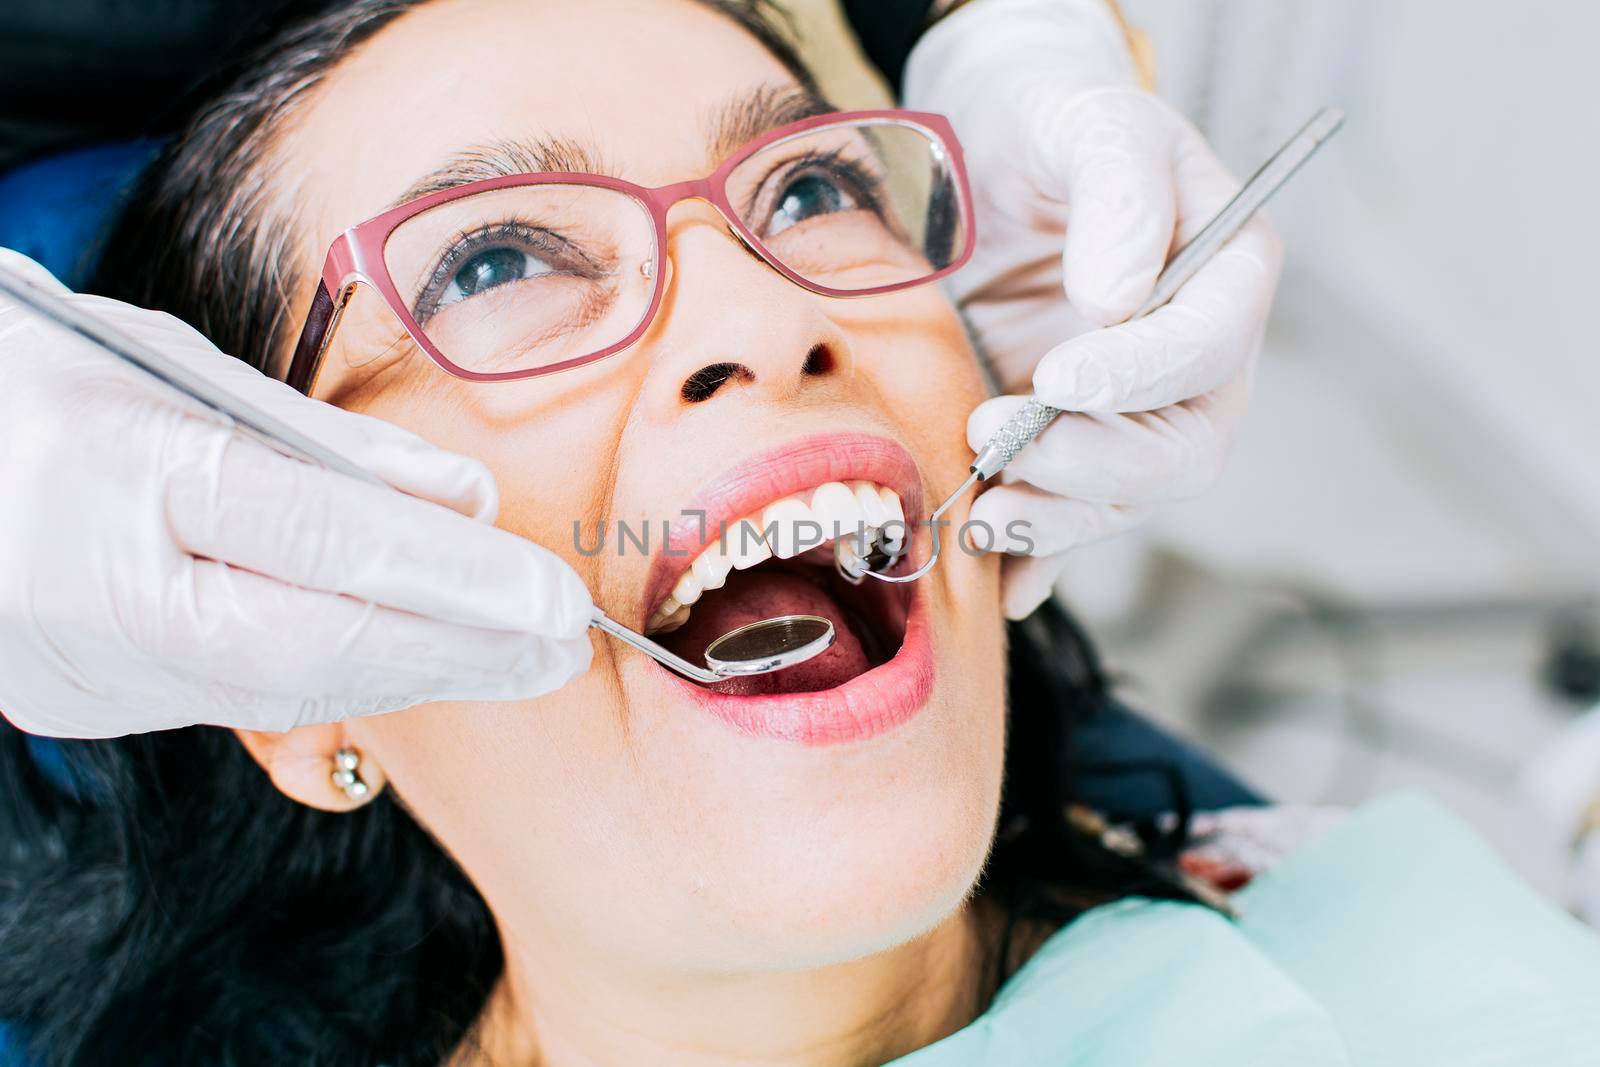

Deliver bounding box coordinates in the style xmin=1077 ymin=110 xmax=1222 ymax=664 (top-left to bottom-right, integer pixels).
xmin=0 ymin=139 xmax=161 ymax=289
xmin=0 ymin=1020 xmax=36 ymax=1067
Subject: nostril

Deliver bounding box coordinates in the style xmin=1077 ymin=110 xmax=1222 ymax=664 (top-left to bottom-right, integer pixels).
xmin=802 ymin=344 xmax=834 ymax=377
xmin=681 ymin=362 xmax=755 ymax=403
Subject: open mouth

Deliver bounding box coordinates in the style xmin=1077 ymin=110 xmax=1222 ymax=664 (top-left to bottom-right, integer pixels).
xmin=645 ymin=481 xmax=916 ymax=695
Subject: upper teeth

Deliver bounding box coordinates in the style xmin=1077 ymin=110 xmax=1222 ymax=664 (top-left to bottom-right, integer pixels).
xmin=646 ymin=481 xmax=904 ymax=634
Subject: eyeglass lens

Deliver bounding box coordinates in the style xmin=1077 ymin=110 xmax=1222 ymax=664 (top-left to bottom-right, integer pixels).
xmin=378 ymin=119 xmax=965 ymax=376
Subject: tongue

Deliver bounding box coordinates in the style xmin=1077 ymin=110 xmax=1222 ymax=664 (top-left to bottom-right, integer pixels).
xmin=657 ymin=567 xmax=871 ymax=694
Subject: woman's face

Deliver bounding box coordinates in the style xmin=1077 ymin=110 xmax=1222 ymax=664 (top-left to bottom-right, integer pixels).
xmin=261 ymin=0 xmax=1006 ymax=978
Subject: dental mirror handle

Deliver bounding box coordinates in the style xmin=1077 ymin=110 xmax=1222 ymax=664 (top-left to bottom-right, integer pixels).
xmin=968 ymin=105 xmax=1346 ymax=483
xmin=590 ymin=609 xmax=721 ymax=684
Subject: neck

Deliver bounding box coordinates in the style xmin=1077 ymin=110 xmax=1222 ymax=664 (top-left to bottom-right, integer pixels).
xmin=459 ymin=901 xmax=1001 ymax=1067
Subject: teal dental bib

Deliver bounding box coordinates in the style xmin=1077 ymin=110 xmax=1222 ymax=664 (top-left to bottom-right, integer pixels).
xmin=890 ymin=792 xmax=1600 ymax=1066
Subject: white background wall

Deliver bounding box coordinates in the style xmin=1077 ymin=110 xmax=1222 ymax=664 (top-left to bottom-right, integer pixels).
xmin=1079 ymin=0 xmax=1600 ymax=897
xmin=1125 ymin=0 xmax=1600 ymax=586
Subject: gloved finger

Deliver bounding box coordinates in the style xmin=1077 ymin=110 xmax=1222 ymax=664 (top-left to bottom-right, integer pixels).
xmin=1031 ymin=213 xmax=1279 ymax=413
xmin=159 ymin=561 xmax=594 ymax=732
xmin=0 ymin=247 xmax=73 ymax=310
xmin=1047 ymin=89 xmax=1178 ymax=326
xmin=967 ymin=478 xmax=1151 ymax=560
xmin=997 ymin=553 xmax=1073 ymax=621
xmin=73 ymin=292 xmax=501 ymax=523
xmin=1169 ymin=118 xmax=1251 ymax=243
xmin=969 ymin=374 xmax=1247 ymax=505
xmin=164 ymin=424 xmax=593 ymax=638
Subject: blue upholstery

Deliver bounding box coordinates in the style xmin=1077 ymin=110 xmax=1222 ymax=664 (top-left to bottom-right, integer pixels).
xmin=1073 ymin=698 xmax=1261 ymax=816
xmin=0 ymin=140 xmax=159 ymax=288
xmin=0 ymin=1022 xmax=31 ymax=1067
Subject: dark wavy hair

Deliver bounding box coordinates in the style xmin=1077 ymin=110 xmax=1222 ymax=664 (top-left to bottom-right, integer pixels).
xmin=0 ymin=3 xmax=1203 ymax=1064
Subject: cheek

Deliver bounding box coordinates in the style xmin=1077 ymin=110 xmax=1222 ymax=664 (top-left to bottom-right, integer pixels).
xmin=838 ymin=292 xmax=988 ymax=466
xmin=322 ymin=342 xmax=634 ymax=592
xmin=344 ymin=674 xmax=647 ymax=932
xmin=484 ymin=401 xmax=618 ymax=576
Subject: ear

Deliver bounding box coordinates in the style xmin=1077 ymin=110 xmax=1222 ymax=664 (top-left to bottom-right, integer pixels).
xmin=234 ymin=723 xmax=388 ymax=813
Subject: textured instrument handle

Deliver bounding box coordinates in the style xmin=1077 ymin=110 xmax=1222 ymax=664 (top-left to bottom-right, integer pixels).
xmin=971 ymin=398 xmax=1062 ymax=479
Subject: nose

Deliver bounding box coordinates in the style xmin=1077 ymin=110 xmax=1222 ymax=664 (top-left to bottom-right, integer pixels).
xmin=640 ymin=200 xmax=853 ymax=410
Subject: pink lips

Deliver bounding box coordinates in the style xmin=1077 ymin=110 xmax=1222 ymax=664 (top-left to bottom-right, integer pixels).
xmin=639 ymin=432 xmax=935 ymax=746
xmin=665 ymin=588 xmax=935 ymax=745
xmin=641 ymin=433 xmax=925 ymax=624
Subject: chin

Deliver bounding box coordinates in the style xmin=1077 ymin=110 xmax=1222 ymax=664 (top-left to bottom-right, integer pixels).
xmin=701 ymin=692 xmax=1005 ymax=970
xmin=760 ymin=816 xmax=996 ymax=969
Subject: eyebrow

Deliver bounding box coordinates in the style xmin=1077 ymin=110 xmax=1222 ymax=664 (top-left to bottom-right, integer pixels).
xmin=388 ymin=83 xmax=837 ymax=209
xmin=388 ymin=136 xmax=612 ymax=208
xmin=705 ymin=83 xmax=838 ymax=164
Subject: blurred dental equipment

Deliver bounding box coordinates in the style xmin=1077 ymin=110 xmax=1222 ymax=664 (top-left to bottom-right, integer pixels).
xmin=837 ymin=106 xmax=1346 ymax=586
xmin=0 ymin=261 xmax=834 ymax=686
xmin=1519 ymin=704 xmax=1600 ymax=922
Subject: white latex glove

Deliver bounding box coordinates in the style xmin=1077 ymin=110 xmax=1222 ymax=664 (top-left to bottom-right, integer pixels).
xmin=0 ymin=249 xmax=593 ymax=738
xmin=905 ymin=0 xmax=1283 ymax=619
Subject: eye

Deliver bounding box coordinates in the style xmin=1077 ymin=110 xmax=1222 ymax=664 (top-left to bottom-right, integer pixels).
xmin=447 ymin=246 xmax=551 ymax=302
xmin=767 ymin=172 xmax=859 ymax=237
xmin=427 ymin=243 xmax=556 ymax=317
xmin=414 ymin=222 xmax=591 ymax=325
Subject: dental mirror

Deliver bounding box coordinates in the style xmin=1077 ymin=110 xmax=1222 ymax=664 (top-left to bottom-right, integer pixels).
xmin=704 ymin=615 xmax=835 ymax=676
xmin=591 ymin=610 xmax=834 ymax=684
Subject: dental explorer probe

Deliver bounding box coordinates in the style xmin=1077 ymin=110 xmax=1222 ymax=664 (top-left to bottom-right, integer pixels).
xmin=0 ymin=261 xmax=835 ymax=684
xmin=850 ymin=105 xmax=1346 ymax=585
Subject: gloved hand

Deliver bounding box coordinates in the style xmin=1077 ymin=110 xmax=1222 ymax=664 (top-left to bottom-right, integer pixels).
xmin=905 ymin=0 xmax=1283 ymax=619
xmin=0 ymin=249 xmax=593 ymax=738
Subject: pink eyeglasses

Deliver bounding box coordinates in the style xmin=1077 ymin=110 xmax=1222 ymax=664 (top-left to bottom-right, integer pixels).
xmin=284 ymin=109 xmax=974 ymax=395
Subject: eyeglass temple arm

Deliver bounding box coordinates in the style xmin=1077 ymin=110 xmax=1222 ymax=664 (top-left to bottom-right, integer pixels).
xmin=285 ymin=279 xmax=349 ymax=395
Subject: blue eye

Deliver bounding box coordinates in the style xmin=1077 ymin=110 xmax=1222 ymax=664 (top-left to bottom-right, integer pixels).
xmin=768 ymin=174 xmax=858 ymax=236
xmin=413 ymin=221 xmax=603 ymax=326
xmin=438 ymin=246 xmax=554 ymax=307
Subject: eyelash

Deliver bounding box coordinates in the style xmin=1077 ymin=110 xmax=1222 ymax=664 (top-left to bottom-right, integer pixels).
xmin=413 ymin=220 xmax=592 ymax=324
xmin=748 ymin=148 xmax=889 ymax=232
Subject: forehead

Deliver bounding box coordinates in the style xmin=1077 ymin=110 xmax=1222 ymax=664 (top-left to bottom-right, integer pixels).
xmin=280 ymin=0 xmax=800 ymax=249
